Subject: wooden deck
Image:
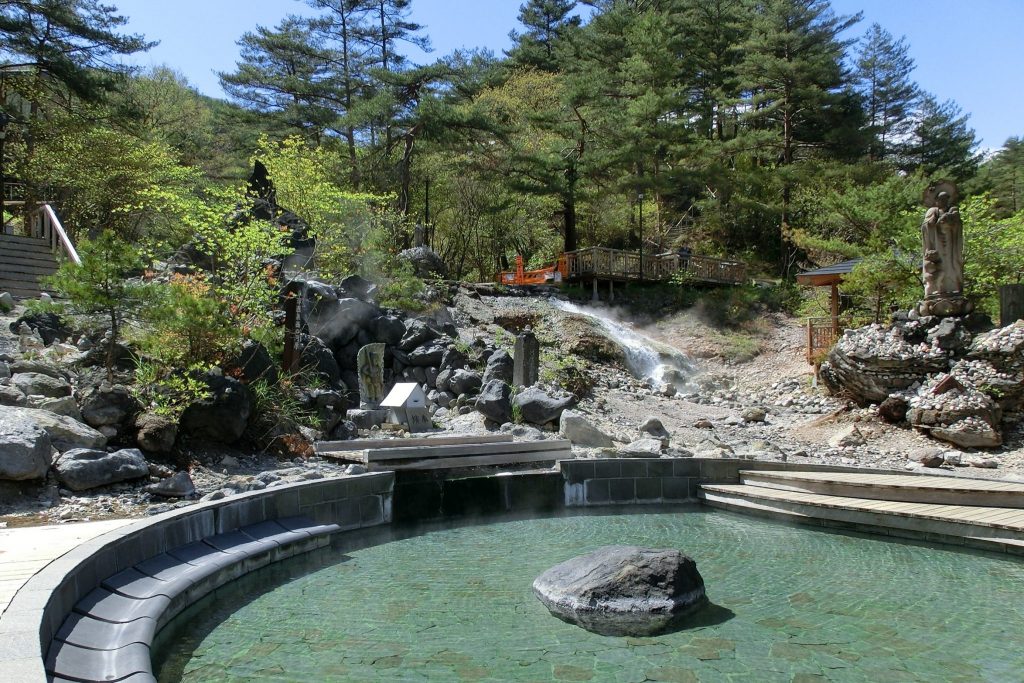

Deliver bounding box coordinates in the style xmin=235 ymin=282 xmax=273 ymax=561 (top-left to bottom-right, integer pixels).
xmin=700 ymin=469 xmax=1024 ymax=553
xmin=562 ymin=247 xmax=747 ymax=285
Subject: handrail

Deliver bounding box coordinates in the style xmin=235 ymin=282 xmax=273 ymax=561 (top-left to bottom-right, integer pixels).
xmin=29 ymin=202 xmax=80 ymax=266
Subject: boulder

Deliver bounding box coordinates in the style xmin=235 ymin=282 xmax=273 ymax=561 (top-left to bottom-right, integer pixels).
xmin=0 ymin=291 xmax=13 ymax=313
xmin=135 ymin=412 xmax=178 ymax=454
xmin=398 ymin=245 xmax=447 ymax=278
xmin=820 ymin=323 xmax=950 ymax=405
xmin=533 ymin=546 xmax=707 ymax=636
xmin=828 ymin=425 xmax=866 ymax=448
xmin=9 ymin=360 xmax=64 ymax=379
xmin=475 ymin=380 xmax=512 ymax=424
xmin=449 ymin=369 xmax=482 ymax=396
xmin=617 ymin=437 xmax=665 ymax=457
xmin=298 ymin=334 xmax=341 ymax=388
xmin=483 ymin=349 xmax=514 ymax=384
xmin=146 ymin=471 xmax=195 ymax=498
xmin=233 ymin=340 xmax=278 ymax=385
xmin=179 ymin=374 xmax=253 ymax=444
xmin=306 ymin=292 xmax=379 ymax=350
xmin=8 ymin=312 xmax=70 ymax=345
xmin=639 ymin=416 xmax=671 ymax=444
xmin=910 ymin=447 xmax=945 ymax=468
xmin=741 ymin=407 xmax=767 ymax=423
xmin=347 ymin=409 xmax=386 ymax=430
xmin=0 ymin=384 xmax=27 ymax=407
xmin=339 ymin=274 xmax=377 ymax=301
xmin=80 ymin=384 xmax=138 ymax=428
xmin=33 ymin=396 xmax=82 ymax=421
xmin=398 ymin=320 xmax=440 ymax=352
xmin=370 ymin=315 xmax=406 ymax=347
xmin=559 ymin=410 xmax=614 ymax=448
xmin=878 ymin=396 xmax=909 ymax=423
xmin=931 ymin=420 xmax=1003 ymax=449
xmin=440 ymin=346 xmax=468 ymax=372
xmin=12 ymin=372 xmax=71 ymax=399
xmin=406 ymin=339 xmax=447 ymax=367
xmin=0 ymin=361 xmax=8 ymax=379
xmin=0 ymin=417 xmax=51 ymax=480
xmin=513 ymin=387 xmax=576 ymax=426
xmin=54 ymin=448 xmax=149 ymax=491
xmin=0 ymin=405 xmax=106 ymax=451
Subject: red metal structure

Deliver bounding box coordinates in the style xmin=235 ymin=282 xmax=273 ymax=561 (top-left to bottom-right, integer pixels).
xmin=497 ymin=254 xmax=567 ymax=286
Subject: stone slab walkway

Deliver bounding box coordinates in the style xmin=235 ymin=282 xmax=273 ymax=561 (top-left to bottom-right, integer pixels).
xmin=0 ymin=519 xmax=134 ymax=616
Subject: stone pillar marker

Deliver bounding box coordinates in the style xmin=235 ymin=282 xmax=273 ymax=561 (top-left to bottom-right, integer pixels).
xmin=356 ymin=343 xmax=386 ymax=409
xmin=513 ymin=327 xmax=540 ymax=388
xmin=1000 ymin=284 xmax=1024 ymax=324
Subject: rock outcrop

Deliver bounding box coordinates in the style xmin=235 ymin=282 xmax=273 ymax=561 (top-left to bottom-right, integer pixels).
xmin=533 ymin=546 xmax=707 ymax=636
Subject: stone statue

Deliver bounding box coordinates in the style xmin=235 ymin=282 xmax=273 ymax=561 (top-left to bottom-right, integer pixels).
xmin=917 ymin=181 xmax=972 ymax=317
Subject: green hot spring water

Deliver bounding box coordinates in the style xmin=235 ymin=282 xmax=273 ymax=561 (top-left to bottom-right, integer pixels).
xmin=154 ymin=509 xmax=1024 ymax=682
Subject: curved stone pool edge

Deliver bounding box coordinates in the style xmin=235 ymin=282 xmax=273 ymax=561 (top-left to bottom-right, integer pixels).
xmin=0 ymin=472 xmax=394 ymax=682
xmin=4 ymin=457 xmax=1022 ymax=681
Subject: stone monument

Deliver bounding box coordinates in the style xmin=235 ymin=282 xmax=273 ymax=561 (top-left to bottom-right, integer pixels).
xmin=356 ymin=343 xmax=386 ymax=409
xmin=513 ymin=327 xmax=540 ymax=388
xmin=917 ymin=180 xmax=973 ymax=317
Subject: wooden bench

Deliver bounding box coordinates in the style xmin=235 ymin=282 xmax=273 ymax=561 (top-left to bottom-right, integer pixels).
xmin=360 ymin=439 xmax=573 ymax=472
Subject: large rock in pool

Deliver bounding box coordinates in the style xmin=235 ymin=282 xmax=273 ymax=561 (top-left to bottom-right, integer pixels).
xmin=533 ymin=545 xmax=707 ymax=636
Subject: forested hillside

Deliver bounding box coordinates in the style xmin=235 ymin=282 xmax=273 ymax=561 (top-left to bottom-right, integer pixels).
xmin=1 ymin=0 xmax=1021 ymax=316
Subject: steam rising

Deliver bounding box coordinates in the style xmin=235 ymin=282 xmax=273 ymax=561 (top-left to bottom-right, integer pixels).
xmin=552 ymin=299 xmax=695 ymax=392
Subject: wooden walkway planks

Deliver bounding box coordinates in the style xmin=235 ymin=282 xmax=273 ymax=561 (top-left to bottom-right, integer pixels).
xmin=316 ymin=434 xmax=513 ymax=454
xmin=702 ymin=484 xmax=1024 ymax=532
xmin=743 ymin=470 xmax=1024 ymax=493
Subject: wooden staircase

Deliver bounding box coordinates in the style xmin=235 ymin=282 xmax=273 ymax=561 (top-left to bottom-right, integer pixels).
xmin=0 ymin=204 xmax=79 ymax=300
xmin=700 ymin=470 xmax=1024 ymax=554
xmin=0 ymin=232 xmax=59 ymax=299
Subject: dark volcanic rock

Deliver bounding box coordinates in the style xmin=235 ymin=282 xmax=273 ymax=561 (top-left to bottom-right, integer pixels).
xmin=180 ymin=374 xmax=253 ymax=444
xmin=146 ymin=470 xmax=196 ymax=498
xmin=398 ymin=319 xmax=440 ymax=352
xmin=398 ymin=245 xmax=447 ymax=278
xmin=483 ymin=349 xmax=513 ymax=384
xmin=9 ymin=312 xmax=70 ymax=346
xmin=475 ymin=380 xmax=512 ymax=424
xmin=533 ymin=546 xmax=707 ymax=636
xmin=406 ymin=339 xmax=447 ymax=367
xmin=513 ymin=387 xmax=577 ymax=425
xmin=233 ymin=340 xmax=278 ymax=385
xmin=878 ymin=396 xmax=909 ymax=424
xmin=135 ymin=412 xmax=178 ymax=454
xmin=80 ymin=384 xmax=138 ymax=428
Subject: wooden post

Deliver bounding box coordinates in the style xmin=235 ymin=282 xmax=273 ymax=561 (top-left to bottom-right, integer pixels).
xmin=592 ymin=277 xmax=599 ymax=302
xmin=282 ymin=294 xmax=299 ymax=375
xmin=830 ymin=283 xmax=840 ymax=334
xmin=806 ymin=318 xmax=814 ymax=364
xmin=608 ymin=280 xmax=614 ymax=302
xmin=1000 ymin=284 xmax=1024 ymax=325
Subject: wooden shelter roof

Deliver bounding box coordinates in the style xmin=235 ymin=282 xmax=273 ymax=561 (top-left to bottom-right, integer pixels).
xmin=796 ymin=258 xmax=862 ymax=287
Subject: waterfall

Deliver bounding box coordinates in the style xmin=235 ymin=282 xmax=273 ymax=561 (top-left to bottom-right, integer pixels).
xmin=551 ymin=299 xmax=694 ymax=390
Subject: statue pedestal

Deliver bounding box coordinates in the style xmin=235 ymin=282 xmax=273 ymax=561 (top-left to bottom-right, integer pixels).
xmin=917 ymin=294 xmax=973 ymax=318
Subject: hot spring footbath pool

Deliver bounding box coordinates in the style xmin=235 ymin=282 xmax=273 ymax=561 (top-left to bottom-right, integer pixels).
xmin=153 ymin=509 xmax=1024 ymax=682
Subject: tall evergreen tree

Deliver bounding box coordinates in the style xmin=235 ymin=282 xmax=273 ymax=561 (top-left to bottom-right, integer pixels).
xmin=0 ymin=0 xmax=153 ymax=100
xmin=218 ymin=16 xmax=336 ymax=142
xmin=508 ymin=0 xmax=581 ymax=72
xmin=907 ymin=94 xmax=979 ymax=181
xmin=737 ymin=0 xmax=861 ymax=272
xmin=855 ymin=23 xmax=919 ymax=162
xmin=974 ymin=137 xmax=1024 ymax=217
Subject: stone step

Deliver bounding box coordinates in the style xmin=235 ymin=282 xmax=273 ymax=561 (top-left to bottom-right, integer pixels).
xmin=740 ymin=470 xmax=1024 ymax=509
xmin=699 ymin=484 xmax=1024 ymax=554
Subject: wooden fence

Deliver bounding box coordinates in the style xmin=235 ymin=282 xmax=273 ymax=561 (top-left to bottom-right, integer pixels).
xmin=562 ymin=247 xmax=747 ymax=285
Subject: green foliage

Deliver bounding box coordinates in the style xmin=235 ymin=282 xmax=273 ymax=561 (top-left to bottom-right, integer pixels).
xmin=248 ymin=377 xmax=322 ymax=436
xmin=131 ymin=361 xmax=212 ymax=420
xmin=137 ymin=276 xmax=236 ymax=367
xmin=45 ymin=231 xmax=149 ymax=378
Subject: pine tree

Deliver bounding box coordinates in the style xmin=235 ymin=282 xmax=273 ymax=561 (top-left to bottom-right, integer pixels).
xmin=508 ymin=0 xmax=581 ymax=72
xmin=907 ymin=94 xmax=979 ymax=181
xmin=218 ymin=16 xmax=337 ymax=142
xmin=855 ymin=23 xmax=919 ymax=162
xmin=0 ymin=0 xmax=153 ymax=100
xmin=737 ymin=0 xmax=861 ymax=272
xmin=973 ymin=137 xmax=1024 ymax=217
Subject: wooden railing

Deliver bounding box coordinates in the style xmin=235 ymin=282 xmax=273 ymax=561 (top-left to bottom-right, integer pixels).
xmin=806 ymin=316 xmax=848 ymax=364
xmin=28 ymin=203 xmax=80 ymax=265
xmin=562 ymin=247 xmax=747 ymax=285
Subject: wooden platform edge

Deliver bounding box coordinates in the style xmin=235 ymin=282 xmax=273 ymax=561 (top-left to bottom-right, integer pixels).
xmin=316 ymin=433 xmax=514 ymax=454
xmin=362 ymin=439 xmax=572 ymax=463
xmin=371 ymin=450 xmax=571 ymax=472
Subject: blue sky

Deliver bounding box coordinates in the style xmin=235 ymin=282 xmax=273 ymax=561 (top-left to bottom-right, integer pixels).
xmin=112 ymin=0 xmax=1022 ymax=151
